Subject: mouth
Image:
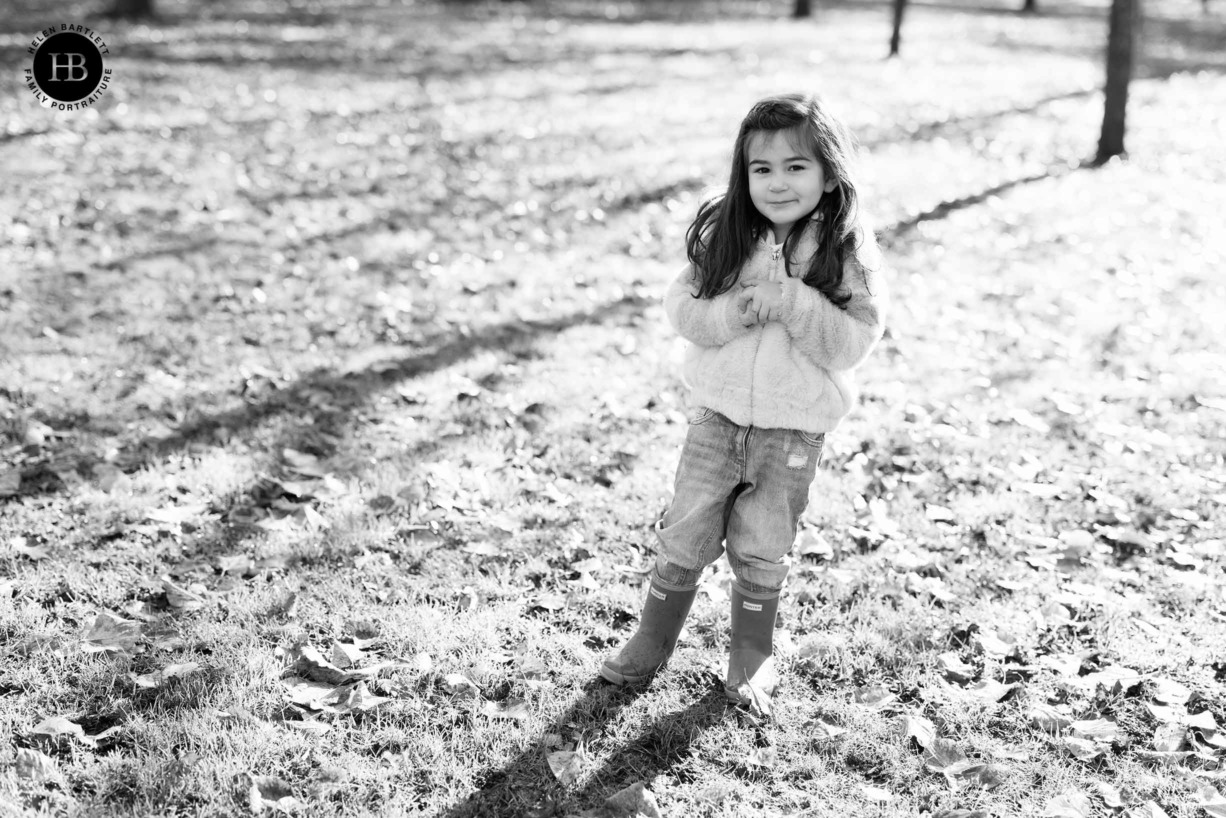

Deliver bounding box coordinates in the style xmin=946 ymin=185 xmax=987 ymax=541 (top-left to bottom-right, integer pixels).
xmin=767 ymin=200 xmax=796 ymax=206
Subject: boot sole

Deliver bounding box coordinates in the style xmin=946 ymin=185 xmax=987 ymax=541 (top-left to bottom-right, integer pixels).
xmin=599 ymin=660 xmax=660 ymax=686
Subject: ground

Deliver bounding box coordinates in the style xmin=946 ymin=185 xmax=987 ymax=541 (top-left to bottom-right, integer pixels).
xmin=1 ymin=0 xmax=1225 ymax=816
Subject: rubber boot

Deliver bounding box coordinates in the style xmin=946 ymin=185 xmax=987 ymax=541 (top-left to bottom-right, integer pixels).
xmin=600 ymin=573 xmax=697 ymax=685
xmin=725 ymin=584 xmax=780 ymax=710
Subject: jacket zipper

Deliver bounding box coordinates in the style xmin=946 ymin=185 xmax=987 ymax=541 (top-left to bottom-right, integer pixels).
xmin=749 ymin=243 xmax=781 ymax=425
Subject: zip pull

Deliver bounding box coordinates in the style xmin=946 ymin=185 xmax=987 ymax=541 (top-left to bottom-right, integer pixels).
xmin=771 ymin=247 xmax=781 ymax=261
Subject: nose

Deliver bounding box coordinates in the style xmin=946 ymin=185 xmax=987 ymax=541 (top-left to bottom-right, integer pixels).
xmin=769 ymin=179 xmax=788 ymax=192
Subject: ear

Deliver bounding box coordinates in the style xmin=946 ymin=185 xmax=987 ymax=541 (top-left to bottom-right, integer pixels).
xmin=823 ymin=178 xmax=837 ymax=193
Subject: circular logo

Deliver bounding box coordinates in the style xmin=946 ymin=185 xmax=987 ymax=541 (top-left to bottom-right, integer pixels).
xmin=24 ymin=25 xmax=113 ymax=110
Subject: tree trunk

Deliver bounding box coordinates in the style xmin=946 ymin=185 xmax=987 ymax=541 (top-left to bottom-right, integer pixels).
xmin=1022 ymin=0 xmax=1037 ymax=13
xmin=889 ymin=0 xmax=907 ymax=57
xmin=794 ymin=0 xmax=812 ymax=18
xmin=1096 ymin=0 xmax=1138 ymax=163
xmin=108 ymin=0 xmax=156 ymax=18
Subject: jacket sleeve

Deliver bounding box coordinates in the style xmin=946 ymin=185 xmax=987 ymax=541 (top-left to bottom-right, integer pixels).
xmin=664 ymin=264 xmax=750 ymax=347
xmin=777 ymin=250 xmax=889 ymax=371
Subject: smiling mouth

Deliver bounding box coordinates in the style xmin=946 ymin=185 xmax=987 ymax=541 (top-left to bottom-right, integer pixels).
xmin=768 ymin=200 xmax=795 ymax=206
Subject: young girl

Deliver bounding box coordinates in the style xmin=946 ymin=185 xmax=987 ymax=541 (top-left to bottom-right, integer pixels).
xmin=600 ymin=93 xmax=889 ymax=710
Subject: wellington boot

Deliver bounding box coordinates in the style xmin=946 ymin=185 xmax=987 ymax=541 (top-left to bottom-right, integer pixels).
xmin=725 ymin=585 xmax=780 ymax=711
xmin=600 ymin=574 xmax=697 ymax=685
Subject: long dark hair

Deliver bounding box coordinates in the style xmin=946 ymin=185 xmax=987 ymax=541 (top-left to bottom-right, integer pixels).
xmin=685 ymin=93 xmax=870 ymax=307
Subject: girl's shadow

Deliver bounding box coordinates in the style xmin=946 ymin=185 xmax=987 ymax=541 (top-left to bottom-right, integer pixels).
xmin=439 ymin=666 xmax=737 ymax=818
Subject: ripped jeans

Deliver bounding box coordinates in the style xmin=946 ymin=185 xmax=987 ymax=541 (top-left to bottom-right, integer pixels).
xmin=653 ymin=407 xmax=824 ymax=597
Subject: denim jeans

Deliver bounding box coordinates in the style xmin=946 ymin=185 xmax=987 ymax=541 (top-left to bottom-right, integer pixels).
xmin=653 ymin=407 xmax=824 ymax=597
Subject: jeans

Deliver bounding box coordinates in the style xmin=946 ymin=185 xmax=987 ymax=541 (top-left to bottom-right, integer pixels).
xmin=653 ymin=407 xmax=824 ymax=597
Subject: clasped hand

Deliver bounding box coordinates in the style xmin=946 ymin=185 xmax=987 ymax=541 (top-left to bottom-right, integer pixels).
xmin=736 ymin=280 xmax=783 ymax=326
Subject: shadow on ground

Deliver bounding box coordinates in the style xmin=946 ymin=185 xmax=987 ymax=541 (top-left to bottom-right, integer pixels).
xmin=439 ymin=677 xmax=735 ymax=818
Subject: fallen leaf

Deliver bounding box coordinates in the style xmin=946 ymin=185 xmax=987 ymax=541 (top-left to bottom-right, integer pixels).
xmin=330 ymin=641 xmax=363 ymax=669
xmin=30 ymin=716 xmax=87 ymax=742
xmin=745 ymin=746 xmax=777 ymax=768
xmin=547 ymin=750 xmax=583 ymax=787
xmin=146 ymin=504 xmax=209 ymax=525
xmin=332 ymin=681 xmax=389 ymax=714
xmin=282 ymin=448 xmax=326 ymax=477
xmin=603 ymin=781 xmax=663 ymax=818
xmin=1072 ymin=719 xmax=1119 ymax=742
xmin=861 ymin=785 xmax=894 ymax=803
xmin=854 ymin=684 xmax=897 ymax=709
xmin=1030 ymin=705 xmax=1072 ymax=734
xmin=0 ymin=468 xmax=20 ymax=497
xmin=291 ymin=644 xmax=351 ymax=686
xmin=532 ymin=593 xmax=569 ymax=612
xmin=1063 ymin=737 xmax=1102 ymax=761
xmin=462 ymin=542 xmax=502 ymax=557
xmin=926 ymin=504 xmax=957 ymax=522
xmin=130 ymin=662 xmax=201 ymax=689
xmin=408 ymin=652 xmax=433 ymax=674
xmin=283 ymin=678 xmax=344 ymax=710
xmin=902 ymin=713 xmax=937 ymax=749
xmin=967 ymin=679 xmax=1015 ymax=703
xmin=15 ymin=748 xmax=59 ymax=782
xmin=809 ymin=718 xmax=848 ymax=740
xmin=162 ymin=578 xmax=206 ymax=612
xmin=248 ymin=774 xmax=302 ymax=814
xmin=10 ymin=537 xmax=49 ymax=560
xmin=1125 ymin=802 xmax=1170 ymax=818
xmin=82 ymin=612 xmax=143 ymax=655
xmin=939 ymin=651 xmax=977 ymax=684
xmin=1093 ymin=781 xmax=1125 ymax=808
xmin=944 ymin=761 xmax=1007 ymax=790
xmin=482 ymin=697 xmax=530 ymax=721
xmin=281 ymin=720 xmax=331 ymax=736
xmin=1045 ymin=789 xmax=1093 ymax=817
xmin=1153 ymin=722 xmax=1185 ymax=753
xmin=1146 ymin=702 xmax=1186 ymax=724
xmin=442 ymin=673 xmax=481 ymax=700
xmin=1196 ymin=786 xmax=1226 ymax=818
xmin=923 ymin=738 xmax=968 ymax=773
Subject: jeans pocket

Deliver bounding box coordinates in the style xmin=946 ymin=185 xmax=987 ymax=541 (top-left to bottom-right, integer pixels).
xmin=689 ymin=406 xmax=717 ymax=426
xmin=795 ymin=430 xmax=825 ymax=449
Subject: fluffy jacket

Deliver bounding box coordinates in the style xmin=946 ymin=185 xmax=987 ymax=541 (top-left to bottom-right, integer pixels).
xmin=665 ymin=219 xmax=889 ymax=434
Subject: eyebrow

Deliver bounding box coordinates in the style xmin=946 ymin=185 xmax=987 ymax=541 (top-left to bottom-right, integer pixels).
xmin=748 ymin=156 xmax=812 ymax=165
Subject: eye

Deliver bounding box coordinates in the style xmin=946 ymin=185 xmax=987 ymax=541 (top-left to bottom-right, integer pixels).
xmin=788 ymin=164 xmax=807 ymax=171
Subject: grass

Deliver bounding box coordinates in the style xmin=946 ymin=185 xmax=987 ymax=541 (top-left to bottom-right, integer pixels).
xmin=2 ymin=0 xmax=1226 ymax=815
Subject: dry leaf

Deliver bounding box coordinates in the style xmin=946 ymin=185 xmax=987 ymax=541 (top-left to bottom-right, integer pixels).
xmin=1153 ymin=722 xmax=1185 ymax=753
xmin=30 ymin=716 xmax=87 ymax=742
xmin=162 ymin=578 xmax=206 ymax=612
xmin=1063 ymin=737 xmax=1102 ymax=761
xmin=1093 ymin=781 xmax=1125 ymax=808
xmin=482 ymin=697 xmax=530 ymax=721
xmin=282 ymin=448 xmax=326 ymax=477
xmin=967 ymin=679 xmax=1015 ymax=703
xmin=82 ymin=612 xmax=143 ymax=655
xmin=248 ymin=775 xmax=302 ymax=814
xmin=332 ymin=681 xmax=389 ymax=714
xmin=854 ymin=684 xmax=897 ymax=709
xmin=902 ymin=713 xmax=937 ymax=749
xmin=923 ymin=738 xmax=967 ymax=772
xmin=442 ymin=673 xmax=481 ymax=700
xmin=745 ymin=746 xmax=777 ymax=768
xmin=1045 ymin=789 xmax=1093 ymax=817
xmin=130 ymin=661 xmax=201 ymax=689
xmin=939 ymin=651 xmax=977 ymax=684
xmin=1072 ymin=719 xmax=1119 ymax=742
xmin=809 ymin=718 xmax=848 ymax=740
xmin=1150 ymin=677 xmax=1191 ymax=705
xmin=1196 ymin=786 xmax=1226 ymax=818
xmin=861 ymin=785 xmax=894 ymax=803
xmin=283 ymin=678 xmax=344 ymax=710
xmin=1125 ymin=802 xmax=1171 ymax=818
xmin=463 ymin=541 xmax=502 ymax=557
xmin=15 ymin=748 xmax=60 ymax=782
xmin=330 ymin=641 xmax=363 ymax=669
xmin=603 ymin=781 xmax=662 ymax=818
xmin=291 ymin=644 xmax=351 ymax=686
xmin=547 ymin=750 xmax=583 ymax=787
xmin=11 ymin=537 xmax=49 ymax=560
xmin=1030 ymin=705 xmax=1072 ymax=734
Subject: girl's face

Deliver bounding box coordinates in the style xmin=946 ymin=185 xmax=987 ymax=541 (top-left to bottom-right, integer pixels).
xmin=745 ymin=129 xmax=836 ymax=242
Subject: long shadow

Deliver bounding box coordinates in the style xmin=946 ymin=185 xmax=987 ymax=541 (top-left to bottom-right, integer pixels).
xmin=438 ymin=678 xmax=734 ymax=818
xmin=6 ymin=292 xmax=652 ymax=500
xmin=878 ymin=160 xmax=1089 ymax=246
